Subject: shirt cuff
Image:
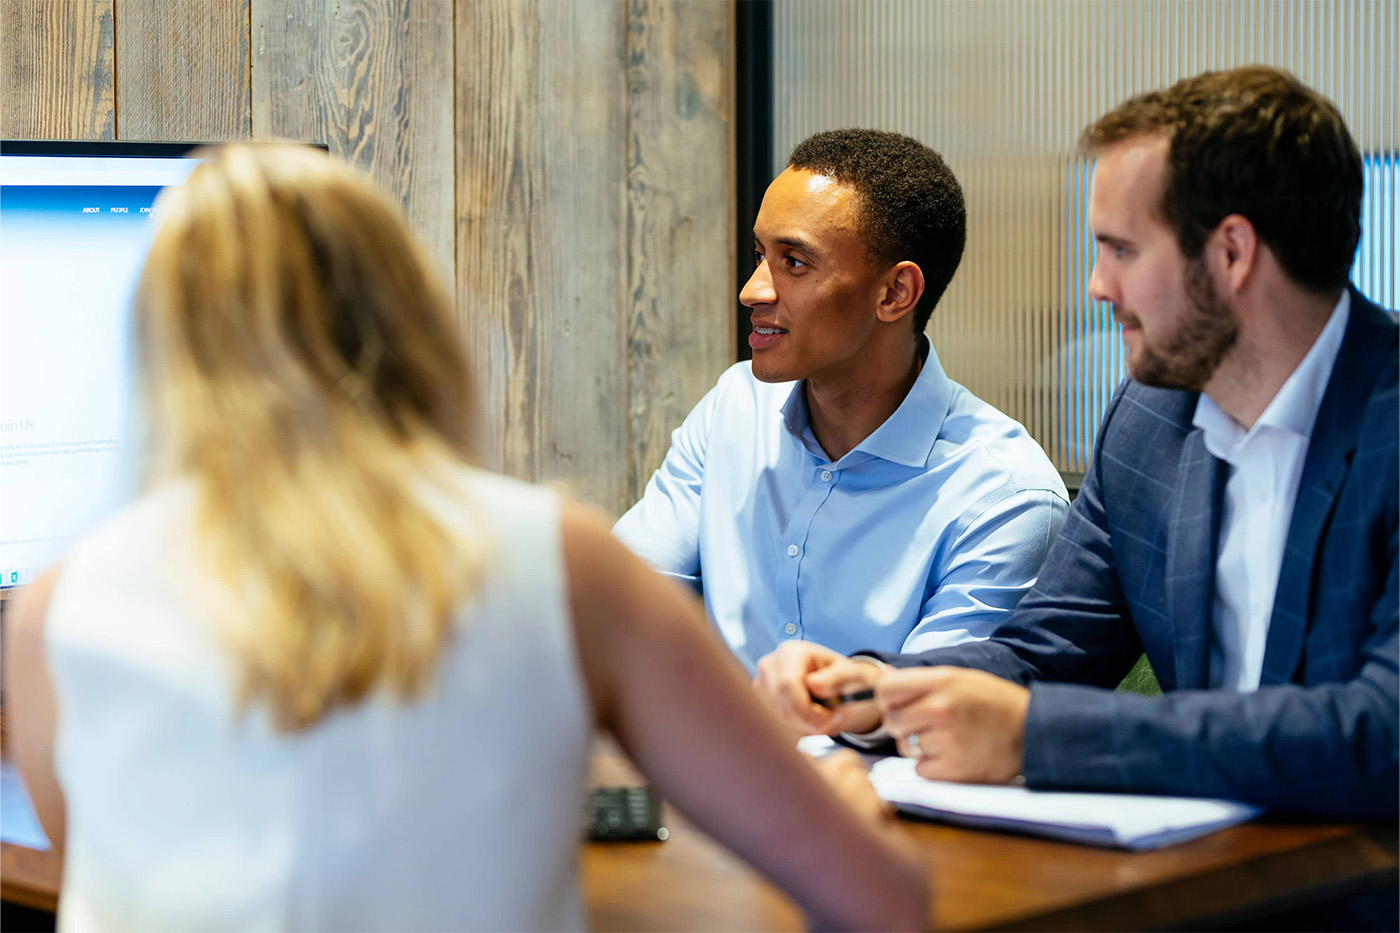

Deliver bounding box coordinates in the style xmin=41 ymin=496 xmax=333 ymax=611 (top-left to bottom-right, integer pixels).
xmin=838 ymin=655 xmax=892 ymax=747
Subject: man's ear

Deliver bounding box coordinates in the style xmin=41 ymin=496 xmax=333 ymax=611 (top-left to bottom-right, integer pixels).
xmin=876 ymin=261 xmax=925 ymax=324
xmin=1208 ymin=214 xmax=1259 ymax=295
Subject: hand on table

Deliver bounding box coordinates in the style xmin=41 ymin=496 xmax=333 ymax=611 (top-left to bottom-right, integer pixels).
xmin=877 ymin=666 xmax=1030 ymax=784
xmin=753 ymin=641 xmax=885 ymax=736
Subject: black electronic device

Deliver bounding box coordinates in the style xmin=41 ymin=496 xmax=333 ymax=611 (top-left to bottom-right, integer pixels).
xmin=586 ymin=786 xmax=668 ymax=842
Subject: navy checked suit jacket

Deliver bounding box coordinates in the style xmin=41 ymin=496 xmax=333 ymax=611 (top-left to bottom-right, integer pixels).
xmin=875 ymin=290 xmax=1398 ymax=816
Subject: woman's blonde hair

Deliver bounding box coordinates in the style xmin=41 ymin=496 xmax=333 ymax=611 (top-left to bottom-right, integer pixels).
xmin=134 ymin=142 xmax=486 ymax=731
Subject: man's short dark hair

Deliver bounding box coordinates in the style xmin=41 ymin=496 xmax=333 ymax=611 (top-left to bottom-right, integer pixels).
xmin=787 ymin=129 xmax=966 ymax=332
xmin=1080 ymin=65 xmax=1363 ymax=295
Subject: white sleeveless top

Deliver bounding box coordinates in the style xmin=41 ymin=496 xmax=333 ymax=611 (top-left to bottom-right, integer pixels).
xmin=46 ymin=469 xmax=591 ymax=932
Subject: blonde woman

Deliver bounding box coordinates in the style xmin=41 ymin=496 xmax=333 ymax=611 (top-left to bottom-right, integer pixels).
xmin=5 ymin=143 xmax=927 ymax=931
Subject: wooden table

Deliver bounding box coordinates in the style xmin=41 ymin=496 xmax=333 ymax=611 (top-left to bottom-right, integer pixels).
xmin=4 ymin=752 xmax=1396 ymax=930
xmin=583 ymin=804 xmax=1396 ymax=930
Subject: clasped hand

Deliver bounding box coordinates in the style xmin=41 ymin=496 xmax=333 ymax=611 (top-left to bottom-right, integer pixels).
xmin=754 ymin=641 xmax=1030 ymax=784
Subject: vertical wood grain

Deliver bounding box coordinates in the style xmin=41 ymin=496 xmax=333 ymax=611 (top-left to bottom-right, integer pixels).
xmin=251 ymin=0 xmax=455 ymax=285
xmin=625 ymin=0 xmax=733 ymax=500
xmin=456 ymin=0 xmax=631 ymax=512
xmin=0 ymin=0 xmax=114 ymax=139
xmin=114 ymin=0 xmax=251 ymax=140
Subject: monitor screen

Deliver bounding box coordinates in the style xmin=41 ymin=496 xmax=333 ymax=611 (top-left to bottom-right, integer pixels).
xmin=0 ymin=141 xmax=204 ymax=589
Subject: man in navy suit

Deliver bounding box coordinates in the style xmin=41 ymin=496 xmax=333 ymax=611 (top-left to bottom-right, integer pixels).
xmin=754 ymin=65 xmax=1398 ymax=818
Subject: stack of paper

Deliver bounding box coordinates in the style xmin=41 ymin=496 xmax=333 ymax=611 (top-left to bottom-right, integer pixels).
xmin=868 ymin=757 xmax=1262 ymax=850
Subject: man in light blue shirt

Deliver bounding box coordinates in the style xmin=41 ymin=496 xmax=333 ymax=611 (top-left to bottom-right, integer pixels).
xmin=614 ymin=129 xmax=1068 ymax=671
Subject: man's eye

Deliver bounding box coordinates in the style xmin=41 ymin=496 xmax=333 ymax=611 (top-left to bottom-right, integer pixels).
xmin=752 ymin=250 xmax=764 ymax=267
xmin=784 ymin=255 xmax=806 ymax=270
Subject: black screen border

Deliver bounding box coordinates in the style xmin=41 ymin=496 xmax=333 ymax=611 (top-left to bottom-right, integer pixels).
xmin=0 ymin=139 xmax=329 ymax=157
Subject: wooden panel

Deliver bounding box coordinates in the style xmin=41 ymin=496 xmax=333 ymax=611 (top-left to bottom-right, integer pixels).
xmin=0 ymin=0 xmax=115 ymax=139
xmin=624 ymin=0 xmax=734 ymax=500
xmin=251 ymin=0 xmax=455 ymax=285
xmin=456 ymin=0 xmax=630 ymax=512
xmin=114 ymin=0 xmax=251 ymax=140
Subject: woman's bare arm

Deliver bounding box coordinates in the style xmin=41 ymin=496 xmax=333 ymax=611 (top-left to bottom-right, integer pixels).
xmin=564 ymin=502 xmax=928 ymax=931
xmin=5 ymin=566 xmax=67 ymax=859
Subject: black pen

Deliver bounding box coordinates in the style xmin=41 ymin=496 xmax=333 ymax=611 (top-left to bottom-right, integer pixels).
xmin=815 ymin=688 xmax=875 ymax=708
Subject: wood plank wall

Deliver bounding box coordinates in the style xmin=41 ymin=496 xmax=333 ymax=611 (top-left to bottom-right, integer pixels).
xmin=0 ymin=0 xmax=734 ymax=515
xmin=116 ymin=0 xmax=251 ymax=140
xmin=0 ymin=1 xmax=115 ymax=139
xmin=456 ymin=0 xmax=631 ymax=508
xmin=252 ymin=0 xmax=456 ymax=286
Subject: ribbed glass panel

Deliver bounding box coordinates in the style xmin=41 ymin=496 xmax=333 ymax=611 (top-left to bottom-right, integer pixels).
xmin=772 ymin=0 xmax=1398 ymax=471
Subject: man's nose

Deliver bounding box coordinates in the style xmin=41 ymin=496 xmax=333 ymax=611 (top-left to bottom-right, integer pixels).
xmin=1088 ymin=259 xmax=1115 ymax=305
xmin=740 ymin=260 xmax=776 ymax=308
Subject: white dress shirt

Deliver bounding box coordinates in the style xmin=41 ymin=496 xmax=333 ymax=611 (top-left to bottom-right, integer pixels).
xmin=1193 ymin=291 xmax=1351 ymax=692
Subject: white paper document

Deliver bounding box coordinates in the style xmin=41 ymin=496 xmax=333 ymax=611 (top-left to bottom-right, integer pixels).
xmin=867 ymin=756 xmax=1262 ymax=850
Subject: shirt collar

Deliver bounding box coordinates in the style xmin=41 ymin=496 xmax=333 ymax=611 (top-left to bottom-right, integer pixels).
xmin=779 ymin=335 xmax=953 ymax=468
xmin=1193 ymin=290 xmax=1351 ymax=458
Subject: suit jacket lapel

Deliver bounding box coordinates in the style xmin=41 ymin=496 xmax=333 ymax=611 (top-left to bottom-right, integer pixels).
xmin=1260 ymin=292 xmax=1395 ymax=685
xmin=1166 ymin=428 xmax=1226 ymax=689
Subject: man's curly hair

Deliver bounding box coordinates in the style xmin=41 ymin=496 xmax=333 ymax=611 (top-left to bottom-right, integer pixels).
xmin=788 ymin=129 xmax=966 ymax=332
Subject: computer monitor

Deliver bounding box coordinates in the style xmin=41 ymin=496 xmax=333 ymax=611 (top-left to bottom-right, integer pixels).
xmin=0 ymin=141 xmax=206 ymax=590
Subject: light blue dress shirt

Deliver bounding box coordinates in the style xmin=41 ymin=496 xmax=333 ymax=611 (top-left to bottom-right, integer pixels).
xmin=614 ymin=338 xmax=1070 ymax=671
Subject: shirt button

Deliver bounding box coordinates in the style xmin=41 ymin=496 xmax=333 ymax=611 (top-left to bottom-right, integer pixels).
xmin=820 ymin=469 xmax=833 ymax=482
xmin=786 ymin=544 xmax=800 ymax=557
xmin=784 ymin=622 xmax=798 ymax=635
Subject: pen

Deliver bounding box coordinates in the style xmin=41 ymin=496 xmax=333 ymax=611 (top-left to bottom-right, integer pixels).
xmin=815 ymin=687 xmax=875 ymax=708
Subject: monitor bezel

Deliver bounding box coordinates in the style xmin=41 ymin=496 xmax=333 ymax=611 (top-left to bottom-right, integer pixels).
xmin=1 ymin=139 xmax=329 ymax=157
xmin=1 ymin=139 xmax=210 ymax=158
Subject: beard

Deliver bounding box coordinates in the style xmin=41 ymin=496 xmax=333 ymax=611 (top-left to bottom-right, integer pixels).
xmin=1123 ymin=258 xmax=1239 ymax=391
